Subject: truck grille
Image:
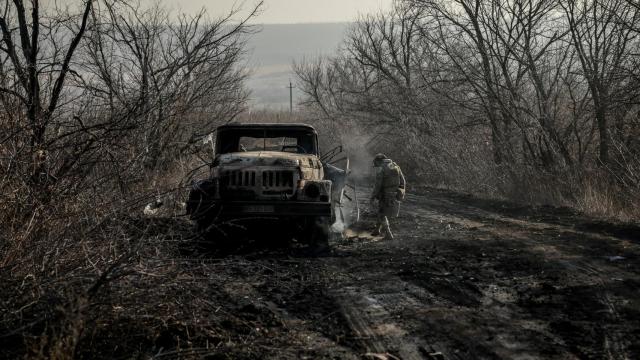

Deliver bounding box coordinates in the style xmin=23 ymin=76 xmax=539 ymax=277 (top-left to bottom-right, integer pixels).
xmin=262 ymin=170 xmax=294 ymax=188
xmin=223 ymin=170 xmax=256 ymax=187
xmin=221 ymin=169 xmax=296 ymax=197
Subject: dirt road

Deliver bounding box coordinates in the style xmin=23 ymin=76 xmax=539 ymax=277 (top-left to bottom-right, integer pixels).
xmin=316 ymin=187 xmax=640 ymax=359
xmin=71 ymin=186 xmax=640 ymax=359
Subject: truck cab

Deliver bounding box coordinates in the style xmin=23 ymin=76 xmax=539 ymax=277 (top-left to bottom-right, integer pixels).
xmin=187 ymin=123 xmax=334 ymax=246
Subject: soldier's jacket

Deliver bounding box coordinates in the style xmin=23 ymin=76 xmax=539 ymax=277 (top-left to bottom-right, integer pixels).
xmin=372 ymin=159 xmax=406 ymax=217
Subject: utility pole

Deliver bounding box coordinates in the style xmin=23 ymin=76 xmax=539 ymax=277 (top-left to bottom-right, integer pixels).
xmin=287 ymin=80 xmax=295 ymax=114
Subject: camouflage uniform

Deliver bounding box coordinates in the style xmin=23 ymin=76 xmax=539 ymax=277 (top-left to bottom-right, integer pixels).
xmin=370 ymin=154 xmax=406 ymax=240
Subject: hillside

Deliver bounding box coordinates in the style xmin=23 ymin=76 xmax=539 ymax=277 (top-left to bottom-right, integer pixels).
xmin=245 ymin=23 xmax=349 ymax=108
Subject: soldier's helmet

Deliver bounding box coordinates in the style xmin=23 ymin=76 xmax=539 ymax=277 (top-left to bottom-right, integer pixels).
xmin=373 ymin=153 xmax=388 ymax=166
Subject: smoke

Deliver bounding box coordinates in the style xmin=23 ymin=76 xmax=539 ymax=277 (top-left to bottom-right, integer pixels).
xmin=341 ymin=128 xmax=378 ymax=183
xmin=331 ymin=218 xmax=345 ymax=233
xmin=300 ymin=112 xmax=386 ymax=234
xmin=330 ymin=181 xmax=363 ymax=234
xmin=320 ymin=124 xmax=376 ymax=234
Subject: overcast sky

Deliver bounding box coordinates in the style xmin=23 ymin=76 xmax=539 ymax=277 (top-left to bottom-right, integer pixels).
xmin=162 ymin=0 xmax=394 ymax=24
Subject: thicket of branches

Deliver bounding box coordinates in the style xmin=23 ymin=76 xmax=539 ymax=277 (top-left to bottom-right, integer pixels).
xmin=296 ymin=0 xmax=640 ymax=217
xmin=0 ymin=0 xmax=260 ymax=357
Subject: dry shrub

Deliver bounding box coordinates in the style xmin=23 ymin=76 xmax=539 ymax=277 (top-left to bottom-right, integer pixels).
xmin=574 ymin=169 xmax=640 ymax=221
xmin=0 ymin=148 xmax=298 ymax=358
xmin=577 ymin=177 xmax=624 ymax=219
xmin=293 ymin=0 xmax=640 ymax=222
xmin=0 ymin=150 xmax=201 ymax=358
xmin=0 ymin=134 xmax=208 ymax=358
xmin=306 ymin=115 xmax=640 ymax=221
xmin=0 ymin=0 xmax=260 ymax=356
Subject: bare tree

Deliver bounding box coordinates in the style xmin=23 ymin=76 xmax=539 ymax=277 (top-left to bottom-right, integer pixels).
xmin=296 ymin=5 xmax=433 ymax=147
xmin=297 ymin=0 xmax=640 ymax=208
xmin=78 ymin=0 xmax=260 ymax=170
xmin=0 ymin=0 xmax=93 ymax=189
xmin=562 ymin=0 xmax=639 ymax=164
xmin=0 ymin=0 xmax=261 ymax=207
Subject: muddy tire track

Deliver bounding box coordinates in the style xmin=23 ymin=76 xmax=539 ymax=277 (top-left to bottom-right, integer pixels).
xmin=312 ymin=187 xmax=640 ymax=359
xmin=75 ymin=187 xmax=640 ymax=359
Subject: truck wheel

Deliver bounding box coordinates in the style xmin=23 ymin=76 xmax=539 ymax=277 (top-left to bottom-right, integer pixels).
xmin=195 ymin=216 xmax=213 ymax=233
xmin=195 ymin=217 xmax=240 ymax=251
xmin=309 ymin=216 xmax=330 ymax=252
xmin=195 ymin=212 xmax=225 ymax=239
xmin=193 ymin=204 xmax=221 ymax=235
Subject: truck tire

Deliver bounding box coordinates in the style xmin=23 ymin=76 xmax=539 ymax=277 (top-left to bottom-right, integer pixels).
xmin=186 ymin=180 xmax=216 ymax=219
xmin=195 ymin=215 xmax=213 ymax=233
xmin=193 ymin=207 xmax=220 ymax=234
xmin=309 ymin=216 xmax=330 ymax=252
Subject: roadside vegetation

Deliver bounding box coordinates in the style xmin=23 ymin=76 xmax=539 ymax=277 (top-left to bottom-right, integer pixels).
xmin=296 ymin=0 xmax=640 ymax=220
xmin=0 ymin=0 xmax=261 ymax=357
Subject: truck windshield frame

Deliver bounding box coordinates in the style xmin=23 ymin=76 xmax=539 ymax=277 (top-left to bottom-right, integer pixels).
xmin=216 ymin=128 xmax=318 ymax=155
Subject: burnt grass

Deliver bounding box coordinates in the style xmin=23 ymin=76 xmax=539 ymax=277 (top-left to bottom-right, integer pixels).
xmin=2 ymin=187 xmax=640 ymax=359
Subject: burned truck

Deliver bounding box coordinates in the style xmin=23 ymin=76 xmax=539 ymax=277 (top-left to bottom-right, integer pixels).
xmin=187 ymin=123 xmax=350 ymax=247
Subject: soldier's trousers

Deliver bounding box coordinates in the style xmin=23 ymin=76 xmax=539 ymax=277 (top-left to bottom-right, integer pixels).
xmin=376 ymin=194 xmax=400 ymax=239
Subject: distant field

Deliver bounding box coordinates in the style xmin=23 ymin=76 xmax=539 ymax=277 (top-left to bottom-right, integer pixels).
xmin=244 ymin=23 xmax=349 ymax=109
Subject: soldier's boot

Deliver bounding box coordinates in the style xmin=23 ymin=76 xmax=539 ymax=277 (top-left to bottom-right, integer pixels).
xmin=382 ymin=217 xmax=394 ymax=241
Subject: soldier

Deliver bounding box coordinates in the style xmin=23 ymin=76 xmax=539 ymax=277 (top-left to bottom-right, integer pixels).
xmin=370 ymin=153 xmax=406 ymax=240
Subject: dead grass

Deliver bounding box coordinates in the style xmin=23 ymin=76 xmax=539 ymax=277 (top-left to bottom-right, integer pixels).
xmin=301 ymin=113 xmax=640 ymax=223
xmin=0 ymin=154 xmax=200 ymax=359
